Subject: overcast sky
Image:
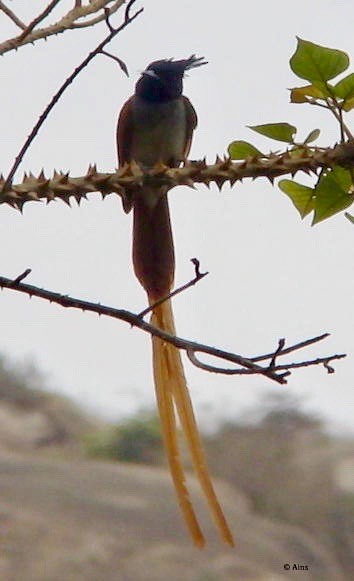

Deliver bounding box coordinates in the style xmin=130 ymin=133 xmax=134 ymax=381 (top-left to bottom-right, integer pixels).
xmin=1 ymin=1 xmax=354 ymax=432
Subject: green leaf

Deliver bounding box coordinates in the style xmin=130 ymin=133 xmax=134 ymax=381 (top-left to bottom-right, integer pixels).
xmin=313 ymin=166 xmax=354 ymax=224
xmin=334 ymin=72 xmax=354 ymax=99
xmin=333 ymin=73 xmax=354 ymax=110
xmin=304 ymin=128 xmax=320 ymax=144
xmin=290 ymin=85 xmax=328 ymax=103
xmin=290 ymin=84 xmax=330 ymax=103
xmin=227 ymin=140 xmax=264 ymax=160
xmin=279 ymin=179 xmax=315 ymax=218
xmin=290 ymin=38 xmax=349 ymax=83
xmin=342 ymin=96 xmax=354 ymax=112
xmin=345 ymin=212 xmax=354 ymax=224
xmin=248 ymin=123 xmax=297 ymax=143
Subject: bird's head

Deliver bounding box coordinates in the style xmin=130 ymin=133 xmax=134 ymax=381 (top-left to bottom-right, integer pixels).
xmin=135 ymin=55 xmax=207 ymax=101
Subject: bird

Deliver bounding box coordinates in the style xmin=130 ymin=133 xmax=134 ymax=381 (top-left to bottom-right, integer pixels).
xmin=116 ymin=55 xmax=234 ymax=547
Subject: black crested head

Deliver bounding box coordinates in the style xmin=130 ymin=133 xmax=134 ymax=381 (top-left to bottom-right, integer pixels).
xmin=135 ymin=55 xmax=207 ymax=102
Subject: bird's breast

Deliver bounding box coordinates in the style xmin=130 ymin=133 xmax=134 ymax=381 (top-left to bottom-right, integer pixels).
xmin=131 ymin=97 xmax=187 ymax=168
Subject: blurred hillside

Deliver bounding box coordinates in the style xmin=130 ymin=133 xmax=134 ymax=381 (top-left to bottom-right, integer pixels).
xmin=0 ymin=354 xmax=353 ymax=580
xmin=0 ymin=354 xmax=100 ymax=453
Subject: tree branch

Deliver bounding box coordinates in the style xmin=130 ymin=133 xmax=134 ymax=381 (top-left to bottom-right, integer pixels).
xmin=17 ymin=0 xmax=63 ymax=43
xmin=0 ymin=1 xmax=26 ymax=30
xmin=137 ymin=258 xmax=208 ymax=318
xmin=0 ymin=1 xmax=126 ymax=56
xmin=2 ymin=142 xmax=354 ymax=207
xmin=0 ymin=272 xmax=345 ymax=384
xmin=1 ymin=0 xmax=143 ymax=191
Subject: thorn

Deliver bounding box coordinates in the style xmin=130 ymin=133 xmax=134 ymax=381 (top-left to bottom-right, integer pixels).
xmin=214 ymin=178 xmax=225 ymax=191
xmin=58 ymin=172 xmax=69 ymax=184
xmin=60 ymin=195 xmax=71 ymax=207
xmin=46 ymin=191 xmax=56 ymax=203
xmin=87 ymin=164 xmax=97 ymax=177
xmin=180 ymin=178 xmax=196 ymax=189
xmin=218 ymin=158 xmax=232 ymax=170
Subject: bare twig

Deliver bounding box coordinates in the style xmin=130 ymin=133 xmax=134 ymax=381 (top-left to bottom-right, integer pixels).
xmin=268 ymin=338 xmax=286 ymax=369
xmin=186 ymin=345 xmax=345 ymax=377
xmin=10 ymin=268 xmax=32 ymax=286
xmin=100 ymin=49 xmax=129 ymax=76
xmin=187 ymin=349 xmax=290 ymax=380
xmin=70 ymin=1 xmax=123 ymax=29
xmin=0 ymin=1 xmax=26 ymax=29
xmin=18 ymin=0 xmax=62 ymax=42
xmin=137 ymin=258 xmax=208 ymax=318
xmin=308 ymin=99 xmax=354 ymax=141
xmin=1 ymin=0 xmax=143 ymax=191
xmin=252 ymin=333 xmax=330 ymax=362
xmin=268 ymin=354 xmax=345 ymax=372
xmin=0 ymin=1 xmax=126 ymax=55
xmin=0 ymin=273 xmax=345 ymax=384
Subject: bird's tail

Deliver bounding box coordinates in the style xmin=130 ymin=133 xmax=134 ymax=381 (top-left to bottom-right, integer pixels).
xmin=151 ymin=299 xmax=234 ymax=547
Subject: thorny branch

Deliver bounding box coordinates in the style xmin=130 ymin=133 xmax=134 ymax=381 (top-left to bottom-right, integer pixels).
xmin=17 ymin=1 xmax=63 ymax=43
xmin=0 ymin=271 xmax=346 ymax=384
xmin=2 ymin=142 xmax=354 ymax=208
xmin=0 ymin=1 xmax=126 ymax=55
xmin=1 ymin=0 xmax=142 ymax=191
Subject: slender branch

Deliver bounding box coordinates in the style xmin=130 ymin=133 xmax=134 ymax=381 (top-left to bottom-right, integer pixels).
xmin=1 ymin=0 xmax=143 ymax=191
xmin=251 ymin=333 xmax=330 ymax=362
xmin=0 ymin=273 xmax=345 ymax=384
xmin=309 ymin=98 xmax=354 ymax=141
xmin=0 ymin=1 xmax=26 ymax=29
xmin=187 ymin=349 xmax=290 ymax=379
xmin=100 ymin=49 xmax=129 ymax=76
xmin=187 ymin=346 xmax=344 ymax=377
xmin=70 ymin=1 xmax=123 ymax=29
xmin=268 ymin=355 xmax=346 ymax=372
xmin=326 ymin=98 xmax=350 ymax=140
xmin=137 ymin=258 xmax=208 ymax=318
xmin=18 ymin=0 xmax=62 ymax=42
xmin=0 ymin=1 xmax=126 ymax=56
xmin=10 ymin=268 xmax=32 ymax=286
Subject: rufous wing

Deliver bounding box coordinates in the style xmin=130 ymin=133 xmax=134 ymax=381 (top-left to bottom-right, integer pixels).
xmin=117 ymin=96 xmax=135 ymax=213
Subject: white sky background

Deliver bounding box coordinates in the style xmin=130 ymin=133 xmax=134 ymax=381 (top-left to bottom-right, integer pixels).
xmin=0 ymin=0 xmax=353 ymax=431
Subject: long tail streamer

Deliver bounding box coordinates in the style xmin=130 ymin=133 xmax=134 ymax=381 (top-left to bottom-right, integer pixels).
xmin=151 ymin=300 xmax=234 ymax=547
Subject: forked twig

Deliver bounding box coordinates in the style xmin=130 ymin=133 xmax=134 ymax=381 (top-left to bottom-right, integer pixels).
xmin=0 ymin=271 xmax=346 ymax=385
xmin=138 ymin=258 xmax=208 ymax=318
xmin=1 ymin=0 xmax=143 ymax=191
xmin=0 ymin=1 xmax=126 ymax=55
xmin=18 ymin=0 xmax=62 ymax=42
